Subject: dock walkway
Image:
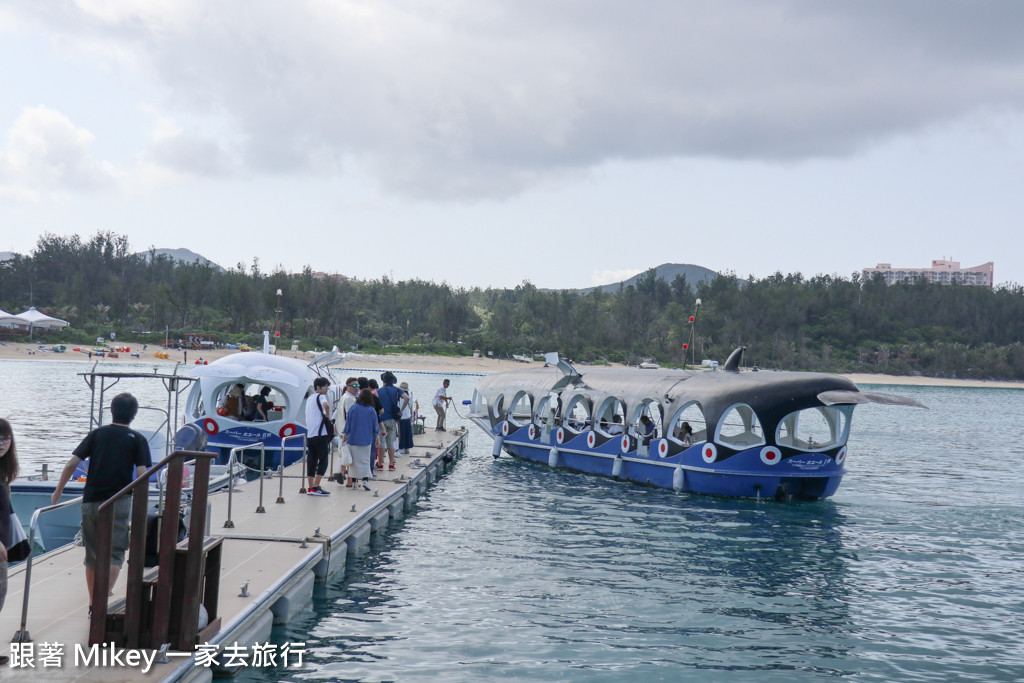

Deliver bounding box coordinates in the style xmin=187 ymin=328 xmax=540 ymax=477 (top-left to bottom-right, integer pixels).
xmin=2 ymin=429 xmax=469 ymax=682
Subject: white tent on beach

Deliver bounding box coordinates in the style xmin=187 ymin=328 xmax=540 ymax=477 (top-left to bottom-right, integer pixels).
xmin=0 ymin=308 xmax=29 ymax=329
xmin=14 ymin=307 xmax=70 ymax=338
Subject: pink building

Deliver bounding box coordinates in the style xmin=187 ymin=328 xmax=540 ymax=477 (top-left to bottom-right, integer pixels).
xmin=862 ymin=259 xmax=994 ymax=288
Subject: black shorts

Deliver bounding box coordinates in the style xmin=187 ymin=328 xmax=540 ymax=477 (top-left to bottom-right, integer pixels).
xmin=307 ymin=435 xmax=330 ymax=476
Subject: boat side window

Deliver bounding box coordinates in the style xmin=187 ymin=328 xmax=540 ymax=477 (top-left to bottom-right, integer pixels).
xmin=716 ymin=404 xmax=766 ymax=449
xmin=506 ymin=391 xmax=533 ymax=428
xmin=471 ymin=390 xmax=489 ymax=419
xmin=775 ymin=406 xmax=850 ymax=451
xmin=534 ymin=394 xmax=558 ymax=439
xmin=628 ymin=399 xmax=664 ymax=442
xmin=534 ymin=395 xmax=555 ymax=425
xmin=186 ymin=383 xmax=205 ymax=419
xmin=667 ymin=401 xmax=706 ymax=447
xmin=594 ymin=397 xmax=626 ymax=437
xmin=563 ymin=396 xmax=593 ymax=435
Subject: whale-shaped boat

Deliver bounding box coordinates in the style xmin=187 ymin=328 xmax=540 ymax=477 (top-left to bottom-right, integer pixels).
xmin=185 ymin=348 xmax=344 ymax=467
xmin=469 ymin=348 xmax=923 ymax=501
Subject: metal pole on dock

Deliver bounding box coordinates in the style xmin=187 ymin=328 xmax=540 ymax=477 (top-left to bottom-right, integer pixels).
xmin=256 ymin=444 xmax=266 ymax=513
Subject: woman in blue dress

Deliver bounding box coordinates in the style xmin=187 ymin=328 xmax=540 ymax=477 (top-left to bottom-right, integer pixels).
xmin=342 ymin=389 xmax=380 ymax=491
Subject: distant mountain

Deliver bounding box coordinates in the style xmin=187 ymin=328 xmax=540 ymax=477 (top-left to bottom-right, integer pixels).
xmin=138 ymin=247 xmax=224 ymax=271
xmin=0 ymin=251 xmax=14 ymax=262
xmin=584 ymin=263 xmax=742 ymax=293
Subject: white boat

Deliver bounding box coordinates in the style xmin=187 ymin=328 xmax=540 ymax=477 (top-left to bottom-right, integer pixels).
xmin=184 ymin=346 xmax=346 ymax=468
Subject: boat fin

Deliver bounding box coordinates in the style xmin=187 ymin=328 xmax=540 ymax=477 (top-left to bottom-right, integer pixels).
xmin=723 ymin=346 xmax=746 ymax=372
xmin=817 ymin=390 xmax=927 ymax=409
xmin=544 ymin=352 xmax=579 ymax=378
xmin=309 ymin=346 xmax=340 ymax=369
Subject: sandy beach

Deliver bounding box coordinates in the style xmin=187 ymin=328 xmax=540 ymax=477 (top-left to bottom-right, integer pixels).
xmin=2 ymin=340 xmax=1022 ymax=389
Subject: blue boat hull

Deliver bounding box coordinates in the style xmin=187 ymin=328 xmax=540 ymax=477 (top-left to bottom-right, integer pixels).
xmin=493 ymin=424 xmax=844 ymax=501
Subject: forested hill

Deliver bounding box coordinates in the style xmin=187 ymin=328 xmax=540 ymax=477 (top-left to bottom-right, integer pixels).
xmin=2 ymin=232 xmax=1023 ymax=379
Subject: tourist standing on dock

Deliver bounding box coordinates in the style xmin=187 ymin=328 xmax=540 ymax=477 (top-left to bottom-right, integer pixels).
xmin=376 ymin=372 xmax=408 ymax=471
xmin=334 ymin=377 xmax=360 ymax=482
xmin=304 ymin=377 xmax=333 ymax=496
xmin=433 ymin=379 xmax=452 ymax=431
xmin=398 ymin=382 xmax=414 ymax=454
xmin=1 ymin=418 xmax=24 ymax=624
xmin=50 ymin=393 xmax=152 ymax=609
xmin=343 ymin=389 xmax=380 ymax=490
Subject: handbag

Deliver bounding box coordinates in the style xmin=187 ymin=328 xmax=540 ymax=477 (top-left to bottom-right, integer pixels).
xmin=317 ymin=395 xmax=336 ymax=438
xmin=340 ymin=444 xmax=353 ymax=466
xmin=7 ymin=512 xmax=31 ymax=562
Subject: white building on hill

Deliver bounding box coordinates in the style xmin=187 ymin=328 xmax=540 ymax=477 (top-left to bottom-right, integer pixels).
xmin=862 ymin=259 xmax=994 ymax=288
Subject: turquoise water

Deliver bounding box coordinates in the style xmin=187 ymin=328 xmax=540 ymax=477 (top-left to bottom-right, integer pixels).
xmin=3 ymin=361 xmax=1023 ymax=681
xmin=247 ymin=381 xmax=1024 ymax=682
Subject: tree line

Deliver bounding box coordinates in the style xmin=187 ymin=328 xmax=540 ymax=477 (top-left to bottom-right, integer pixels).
xmin=2 ymin=232 xmax=1023 ymax=380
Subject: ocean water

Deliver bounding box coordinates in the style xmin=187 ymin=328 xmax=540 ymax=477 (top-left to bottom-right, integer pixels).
xmin=3 ymin=360 xmax=1023 ymax=681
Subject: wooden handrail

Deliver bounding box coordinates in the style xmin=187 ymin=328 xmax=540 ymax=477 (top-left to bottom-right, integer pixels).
xmin=89 ymin=449 xmax=215 ymax=649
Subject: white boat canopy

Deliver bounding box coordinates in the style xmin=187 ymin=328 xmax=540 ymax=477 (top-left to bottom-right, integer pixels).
xmin=188 ymin=362 xmax=305 ymax=388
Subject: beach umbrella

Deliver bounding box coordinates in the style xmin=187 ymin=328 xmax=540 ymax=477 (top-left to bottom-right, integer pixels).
xmin=15 ymin=307 xmax=70 ymax=340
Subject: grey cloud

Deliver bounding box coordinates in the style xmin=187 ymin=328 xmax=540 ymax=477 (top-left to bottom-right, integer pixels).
xmin=14 ymin=0 xmax=1024 ymax=197
xmin=145 ymin=132 xmax=235 ymax=177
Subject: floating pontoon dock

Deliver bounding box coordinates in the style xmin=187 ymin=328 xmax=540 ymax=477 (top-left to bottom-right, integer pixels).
xmin=2 ymin=429 xmax=468 ymax=682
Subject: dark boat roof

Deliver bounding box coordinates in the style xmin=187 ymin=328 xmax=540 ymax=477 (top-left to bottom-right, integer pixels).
xmin=476 ymin=366 xmax=862 ymax=421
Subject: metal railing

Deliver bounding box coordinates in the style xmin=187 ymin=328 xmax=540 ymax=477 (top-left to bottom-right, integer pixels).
xmin=280 ymin=433 xmax=308 ymax=493
xmin=90 ymin=450 xmax=215 ymax=649
xmin=12 ymin=495 xmax=85 ymax=643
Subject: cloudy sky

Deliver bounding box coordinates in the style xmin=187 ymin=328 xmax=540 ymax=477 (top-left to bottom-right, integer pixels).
xmin=1 ymin=1 xmax=1022 ymax=289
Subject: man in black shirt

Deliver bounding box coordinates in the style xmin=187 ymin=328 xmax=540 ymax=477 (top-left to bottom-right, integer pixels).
xmin=52 ymin=393 xmax=152 ymax=607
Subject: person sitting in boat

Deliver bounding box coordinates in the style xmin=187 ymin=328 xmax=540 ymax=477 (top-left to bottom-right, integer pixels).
xmin=639 ymin=415 xmax=657 ymax=446
xmin=606 ymin=415 xmax=624 ymax=435
xmin=219 ymin=383 xmax=246 ymax=419
xmin=674 ymin=421 xmax=694 ymax=446
xmin=249 ymin=386 xmax=272 ymax=421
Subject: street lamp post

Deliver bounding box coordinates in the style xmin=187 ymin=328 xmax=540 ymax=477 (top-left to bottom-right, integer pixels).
xmin=274 ymin=289 xmax=282 ymax=355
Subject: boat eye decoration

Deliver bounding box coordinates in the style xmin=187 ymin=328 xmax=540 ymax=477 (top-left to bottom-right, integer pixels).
xmin=657 ymin=440 xmax=669 ymax=458
xmin=528 ymin=424 xmax=537 ymax=440
xmin=586 ymin=431 xmax=596 ymax=449
xmin=556 ymin=427 xmax=566 ymax=444
xmin=760 ymin=446 xmax=782 ymax=465
xmin=702 ymin=443 xmax=718 ymax=463
xmin=836 ymin=446 xmax=848 ymax=465
xmin=500 ymin=421 xmax=510 ymax=437
xmin=279 ymin=423 xmax=298 ymax=438
xmin=202 ymin=418 xmax=219 ymax=435
xmin=620 ymin=435 xmax=631 ymax=453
